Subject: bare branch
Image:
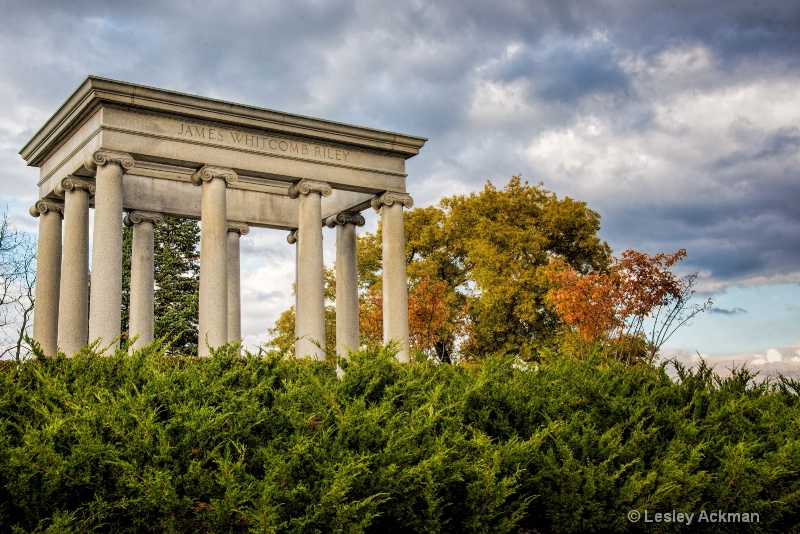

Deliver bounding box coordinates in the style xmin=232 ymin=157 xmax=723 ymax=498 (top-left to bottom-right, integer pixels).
xmin=0 ymin=211 xmax=38 ymax=362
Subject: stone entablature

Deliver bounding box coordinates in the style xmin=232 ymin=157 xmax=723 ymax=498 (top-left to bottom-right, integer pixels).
xmin=21 ymin=76 xmax=426 ymax=361
xmin=21 ymin=76 xmax=424 ymax=229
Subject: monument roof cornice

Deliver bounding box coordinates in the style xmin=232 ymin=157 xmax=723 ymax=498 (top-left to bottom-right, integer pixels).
xmin=20 ymin=75 xmax=428 ymax=166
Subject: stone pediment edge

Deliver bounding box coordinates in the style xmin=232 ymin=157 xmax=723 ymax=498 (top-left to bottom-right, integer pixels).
xmin=21 ymin=76 xmax=428 ymax=166
xmin=20 ymin=77 xmax=101 ymax=165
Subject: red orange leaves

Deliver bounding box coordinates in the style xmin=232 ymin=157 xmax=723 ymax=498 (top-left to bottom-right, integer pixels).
xmin=547 ymin=249 xmax=710 ymax=362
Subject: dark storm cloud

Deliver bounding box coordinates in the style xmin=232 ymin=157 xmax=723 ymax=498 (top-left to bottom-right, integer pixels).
xmin=708 ymin=307 xmax=748 ymax=316
xmin=490 ymin=41 xmax=631 ymax=104
xmin=620 ymin=128 xmax=800 ymax=282
xmin=565 ymin=0 xmax=800 ymax=62
xmin=712 ymin=127 xmax=800 ymax=169
xmin=600 ymin=193 xmax=800 ymax=282
xmin=1 ymin=0 xmax=355 ymax=114
xmin=3 ymin=0 xmax=800 ymax=296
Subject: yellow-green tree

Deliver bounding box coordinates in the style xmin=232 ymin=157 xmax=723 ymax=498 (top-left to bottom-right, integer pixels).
xmin=269 ymin=176 xmax=611 ymax=361
xmin=357 ymin=176 xmax=611 ymax=360
xmin=266 ymin=268 xmax=337 ymax=355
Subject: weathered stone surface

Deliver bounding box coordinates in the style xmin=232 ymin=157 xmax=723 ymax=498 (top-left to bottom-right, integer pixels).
xmin=193 ymin=166 xmax=232 ymax=356
xmin=89 ymin=150 xmax=132 ymax=353
xmin=22 ymin=77 xmax=426 ymax=359
xmin=293 ymin=180 xmax=327 ymax=360
xmin=30 ymin=200 xmax=63 ymax=356
xmin=327 ymin=212 xmax=364 ymax=359
xmin=22 ymin=77 xmax=425 ymax=212
xmin=125 ymin=211 xmax=163 ymax=351
xmin=373 ymin=192 xmax=414 ymax=362
xmin=227 ymin=222 xmax=249 ymax=343
xmin=56 ymin=178 xmax=92 ymax=356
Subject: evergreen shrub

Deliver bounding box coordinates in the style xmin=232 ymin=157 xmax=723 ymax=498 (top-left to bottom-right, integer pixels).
xmin=1 ymin=344 xmax=798 ymax=533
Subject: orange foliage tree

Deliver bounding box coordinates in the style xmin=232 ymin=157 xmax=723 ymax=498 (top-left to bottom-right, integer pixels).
xmin=547 ymin=249 xmax=712 ymax=363
xmin=359 ymin=286 xmax=383 ymax=348
xmin=360 ymin=275 xmax=464 ymax=362
xmin=353 ymin=177 xmax=611 ymax=362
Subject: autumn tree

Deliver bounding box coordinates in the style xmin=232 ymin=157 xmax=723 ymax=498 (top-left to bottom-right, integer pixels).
xmin=353 ymin=176 xmax=611 ymax=361
xmin=358 ymin=287 xmax=383 ymax=348
xmin=358 ymin=274 xmax=465 ymax=362
xmin=0 ymin=213 xmax=36 ymax=362
xmin=266 ymin=267 xmax=337 ymax=355
xmin=357 ymin=205 xmax=469 ymax=362
xmin=267 ymin=240 xmax=464 ymax=362
xmin=547 ymin=248 xmax=712 ymax=364
xmin=268 ymin=176 xmax=612 ymax=361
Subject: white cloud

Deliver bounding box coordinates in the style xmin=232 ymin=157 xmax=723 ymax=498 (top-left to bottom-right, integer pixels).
xmin=663 ymin=342 xmax=800 ymax=378
xmin=468 ymin=79 xmax=537 ymax=128
xmin=239 ymin=230 xmax=297 ymax=351
xmin=751 ymin=348 xmax=783 ymax=366
xmin=527 ymin=65 xmax=800 ymax=205
xmin=3 ymin=0 xmax=800 ymax=359
xmin=696 ymin=271 xmax=800 ymax=294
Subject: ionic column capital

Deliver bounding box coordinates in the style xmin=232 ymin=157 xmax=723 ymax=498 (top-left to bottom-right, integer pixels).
xmin=85 ymin=150 xmax=135 ymax=172
xmin=288 ymin=179 xmax=332 ymax=199
xmin=54 ymin=176 xmax=96 ymax=198
xmin=190 ymin=165 xmax=238 ymax=186
xmin=287 ymin=229 xmax=298 ymax=244
xmin=124 ymin=211 xmax=165 ymax=227
xmin=29 ymin=199 xmax=64 ymax=218
xmin=227 ymin=221 xmax=250 ymax=236
xmin=371 ymin=191 xmax=414 ymax=210
xmin=325 ymin=211 xmax=365 ymax=228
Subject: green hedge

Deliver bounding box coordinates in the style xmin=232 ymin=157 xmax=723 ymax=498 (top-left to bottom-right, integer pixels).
xmin=1 ymin=344 xmax=798 ymax=533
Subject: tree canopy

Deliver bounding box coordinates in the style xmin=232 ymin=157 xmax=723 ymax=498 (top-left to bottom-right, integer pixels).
xmin=362 ymin=176 xmax=611 ymax=360
xmin=122 ymin=217 xmax=200 ymax=355
xmin=270 ymin=176 xmax=613 ymax=361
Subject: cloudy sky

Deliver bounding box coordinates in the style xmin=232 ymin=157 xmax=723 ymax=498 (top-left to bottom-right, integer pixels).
xmin=2 ymin=0 xmax=798 ymax=375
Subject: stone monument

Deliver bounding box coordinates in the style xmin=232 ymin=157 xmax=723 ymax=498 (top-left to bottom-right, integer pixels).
xmin=21 ymin=76 xmax=426 ymax=361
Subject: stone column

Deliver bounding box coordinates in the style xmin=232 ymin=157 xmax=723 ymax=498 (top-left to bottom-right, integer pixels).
xmin=29 ymin=199 xmax=64 ymax=356
xmin=286 ymin=229 xmax=300 ymax=356
xmin=55 ymin=177 xmax=95 ymax=356
xmin=371 ymin=192 xmax=414 ymax=362
xmin=226 ymin=222 xmax=249 ymax=343
xmin=125 ymin=211 xmax=164 ymax=351
xmin=287 ymin=228 xmax=299 ymax=305
xmin=288 ymin=179 xmax=332 ymax=360
xmin=325 ymin=211 xmax=365 ymax=356
xmin=86 ymin=150 xmax=134 ymax=353
xmin=191 ymin=165 xmax=237 ymax=356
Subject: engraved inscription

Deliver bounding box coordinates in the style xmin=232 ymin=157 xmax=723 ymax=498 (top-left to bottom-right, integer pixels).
xmin=178 ymin=123 xmax=224 ymax=141
xmin=177 ymin=123 xmax=350 ymax=162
